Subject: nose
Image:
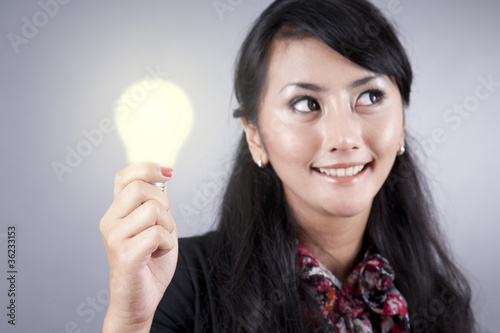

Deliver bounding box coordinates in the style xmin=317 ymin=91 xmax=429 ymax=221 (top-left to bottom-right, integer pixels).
xmin=321 ymin=100 xmax=361 ymax=153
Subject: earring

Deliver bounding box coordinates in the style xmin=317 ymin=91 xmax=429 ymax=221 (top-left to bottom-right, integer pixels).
xmin=257 ymin=159 xmax=263 ymax=168
xmin=398 ymin=146 xmax=406 ymax=156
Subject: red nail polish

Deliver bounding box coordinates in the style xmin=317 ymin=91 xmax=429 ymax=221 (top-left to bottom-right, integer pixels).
xmin=161 ymin=167 xmax=173 ymax=178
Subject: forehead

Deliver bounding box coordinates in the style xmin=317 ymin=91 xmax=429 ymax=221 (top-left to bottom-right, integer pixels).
xmin=265 ymin=37 xmax=376 ymax=90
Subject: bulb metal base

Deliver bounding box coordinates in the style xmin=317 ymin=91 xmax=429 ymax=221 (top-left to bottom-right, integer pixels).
xmin=149 ymin=182 xmax=166 ymax=192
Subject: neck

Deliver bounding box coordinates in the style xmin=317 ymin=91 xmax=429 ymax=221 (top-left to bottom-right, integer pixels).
xmin=294 ymin=206 xmax=371 ymax=283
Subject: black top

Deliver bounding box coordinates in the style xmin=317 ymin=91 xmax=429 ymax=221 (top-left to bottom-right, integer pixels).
xmin=151 ymin=232 xmax=218 ymax=332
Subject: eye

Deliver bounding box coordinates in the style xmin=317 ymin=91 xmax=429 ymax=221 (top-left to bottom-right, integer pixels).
xmin=290 ymin=96 xmax=321 ymax=113
xmin=356 ymin=89 xmax=385 ymax=106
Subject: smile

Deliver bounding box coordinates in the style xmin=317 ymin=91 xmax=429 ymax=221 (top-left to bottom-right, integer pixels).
xmin=316 ymin=164 xmax=366 ymax=177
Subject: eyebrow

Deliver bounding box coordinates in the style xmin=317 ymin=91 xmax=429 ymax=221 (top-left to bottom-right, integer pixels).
xmin=349 ymin=75 xmax=381 ymax=89
xmin=280 ymin=82 xmax=325 ymax=93
xmin=280 ymin=75 xmax=382 ymax=94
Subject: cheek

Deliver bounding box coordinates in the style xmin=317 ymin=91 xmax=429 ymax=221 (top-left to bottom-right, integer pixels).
xmin=364 ymin=110 xmax=403 ymax=151
xmin=266 ymin=126 xmax=318 ymax=168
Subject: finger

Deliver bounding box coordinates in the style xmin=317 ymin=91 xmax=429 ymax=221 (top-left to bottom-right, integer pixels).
xmin=110 ymin=179 xmax=171 ymax=220
xmin=130 ymin=225 xmax=177 ymax=260
xmin=113 ymin=200 xmax=174 ymax=241
xmin=151 ymin=225 xmax=177 ymax=259
xmin=114 ymin=162 xmax=173 ymax=199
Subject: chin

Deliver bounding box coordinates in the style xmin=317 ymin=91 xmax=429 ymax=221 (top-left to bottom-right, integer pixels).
xmin=323 ymin=201 xmax=372 ymax=219
xmin=329 ymin=208 xmax=367 ymax=218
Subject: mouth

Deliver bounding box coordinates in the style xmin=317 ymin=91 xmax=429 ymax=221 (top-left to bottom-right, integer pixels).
xmin=312 ymin=163 xmax=370 ymax=182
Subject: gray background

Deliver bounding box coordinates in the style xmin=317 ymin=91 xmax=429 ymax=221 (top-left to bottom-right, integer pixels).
xmin=1 ymin=0 xmax=499 ymax=332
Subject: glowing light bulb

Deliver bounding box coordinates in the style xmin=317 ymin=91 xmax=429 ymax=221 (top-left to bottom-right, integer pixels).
xmin=115 ymin=79 xmax=193 ymax=188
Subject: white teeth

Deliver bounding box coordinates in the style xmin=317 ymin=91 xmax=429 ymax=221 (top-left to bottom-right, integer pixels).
xmin=317 ymin=164 xmax=366 ymax=178
xmin=323 ymin=168 xmax=335 ymax=176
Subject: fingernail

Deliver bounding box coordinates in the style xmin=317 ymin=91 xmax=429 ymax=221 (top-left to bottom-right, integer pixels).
xmin=161 ymin=167 xmax=173 ymax=178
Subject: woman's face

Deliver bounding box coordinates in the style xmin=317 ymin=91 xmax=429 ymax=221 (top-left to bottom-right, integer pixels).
xmin=243 ymin=37 xmax=405 ymax=223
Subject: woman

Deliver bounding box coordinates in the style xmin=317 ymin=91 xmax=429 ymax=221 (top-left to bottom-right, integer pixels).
xmin=100 ymin=0 xmax=475 ymax=332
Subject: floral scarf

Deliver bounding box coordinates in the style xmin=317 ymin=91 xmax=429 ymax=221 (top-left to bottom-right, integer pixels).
xmin=297 ymin=244 xmax=410 ymax=332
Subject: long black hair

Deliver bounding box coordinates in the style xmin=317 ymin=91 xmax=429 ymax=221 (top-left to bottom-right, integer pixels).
xmin=212 ymin=0 xmax=474 ymax=332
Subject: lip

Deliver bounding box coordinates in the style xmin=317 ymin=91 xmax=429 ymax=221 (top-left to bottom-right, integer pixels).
xmin=314 ymin=162 xmax=368 ymax=169
xmin=312 ymin=162 xmax=370 ymax=184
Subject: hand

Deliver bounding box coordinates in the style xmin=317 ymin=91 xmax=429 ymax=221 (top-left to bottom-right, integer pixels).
xmin=100 ymin=162 xmax=178 ymax=332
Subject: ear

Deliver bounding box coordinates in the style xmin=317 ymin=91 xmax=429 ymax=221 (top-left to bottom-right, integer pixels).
xmin=400 ymin=120 xmax=406 ymax=147
xmin=241 ymin=117 xmax=269 ymax=166
xmin=398 ymin=121 xmax=406 ymax=154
